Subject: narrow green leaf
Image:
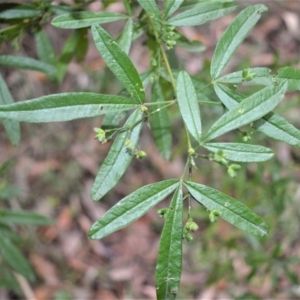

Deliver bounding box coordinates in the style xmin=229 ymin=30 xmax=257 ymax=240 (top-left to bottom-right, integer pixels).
xmin=91 ymin=109 xmax=143 ymax=201
xmin=0 ymin=93 xmax=138 ymax=123
xmin=210 ymin=4 xmax=268 ymax=79
xmin=137 ymin=0 xmax=162 ymax=25
xmin=89 ymin=180 xmax=179 ymax=239
xmin=57 ymin=30 xmax=81 ymax=82
xmin=276 ymin=66 xmax=300 ymax=90
xmin=0 ymin=224 xmax=22 ymax=241
xmin=0 ymin=277 xmax=20 ymax=290
xmin=92 ymin=24 xmax=145 ymax=103
xmin=123 ymin=0 xmax=134 ymax=15
xmin=184 ymin=181 xmax=269 ymax=237
xmin=51 ymin=11 xmax=129 ymax=29
xmin=0 ymin=55 xmax=56 ymax=77
xmin=164 ymin=0 xmax=184 ymax=19
xmin=0 ymin=4 xmax=41 ymax=19
xmin=75 ymin=28 xmax=89 ymax=62
xmin=214 ymin=83 xmax=300 ymax=146
xmin=0 ymin=74 xmax=20 ymax=146
xmin=167 ymin=2 xmax=237 ymax=27
xmin=49 ymin=4 xmax=75 ymax=15
xmin=35 ymin=29 xmax=56 ymax=66
xmin=116 ymin=18 xmax=133 ymax=55
xmin=204 ymin=82 xmax=288 ymax=141
xmin=203 ymin=143 xmax=274 ymax=162
xmin=151 ymin=81 xmax=172 ymax=161
xmin=217 ymin=67 xmax=273 ymax=85
xmin=156 ymin=188 xmax=183 ymax=300
xmin=253 ymin=113 xmax=300 ymax=147
xmin=0 ymin=237 xmax=35 ymax=281
xmin=177 ymin=71 xmax=202 ymax=142
xmin=0 ymin=210 xmax=53 ymax=225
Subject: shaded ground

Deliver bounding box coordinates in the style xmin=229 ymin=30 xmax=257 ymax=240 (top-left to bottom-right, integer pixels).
xmin=1 ymin=1 xmax=300 ymax=299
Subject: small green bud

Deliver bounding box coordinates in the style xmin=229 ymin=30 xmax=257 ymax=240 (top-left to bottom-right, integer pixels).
xmin=188 ymin=222 xmax=199 ymax=232
xmin=151 ymin=57 xmax=157 ymax=67
xmin=125 ymin=139 xmax=132 ymax=149
xmin=227 ymin=167 xmax=236 ymax=178
xmin=141 ymin=106 xmax=148 ymax=113
xmin=157 ymin=208 xmax=168 ymax=218
xmin=213 ymin=151 xmax=228 ymax=166
xmin=214 ymin=150 xmax=223 ymax=161
xmin=242 ymin=132 xmax=252 ymax=142
xmin=227 ymin=164 xmax=241 ymax=178
xmin=188 ymin=147 xmax=195 ymax=155
xmin=242 ymin=68 xmax=256 ymax=81
xmin=136 ymin=150 xmax=147 ymax=159
xmin=209 ymin=210 xmax=221 ymax=222
xmin=185 ymin=232 xmax=193 ymax=242
xmin=230 ymin=164 xmax=241 ymax=170
xmin=94 ymin=127 xmax=106 ymax=142
xmin=166 ymin=40 xmax=176 ymax=46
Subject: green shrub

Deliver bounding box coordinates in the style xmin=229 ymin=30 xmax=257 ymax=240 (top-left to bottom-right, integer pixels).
xmin=1 ymin=1 xmax=300 ymax=298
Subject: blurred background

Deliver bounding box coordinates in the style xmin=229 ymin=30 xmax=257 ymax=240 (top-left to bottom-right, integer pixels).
xmin=1 ymin=0 xmax=300 ymax=299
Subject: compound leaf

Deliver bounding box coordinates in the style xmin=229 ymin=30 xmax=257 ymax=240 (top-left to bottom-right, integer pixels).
xmin=0 ymin=93 xmax=138 ymax=122
xmin=151 ymin=81 xmax=172 ymax=161
xmin=214 ymin=83 xmax=300 ymax=146
xmin=203 ymin=142 xmax=274 ymax=162
xmin=167 ymin=2 xmax=237 ymax=27
xmin=0 ymin=73 xmax=20 ymax=146
xmin=89 ymin=179 xmax=179 ymax=239
xmin=204 ymin=81 xmax=288 ymax=141
xmin=52 ymin=11 xmax=129 ymax=29
xmin=0 ymin=236 xmax=35 ymax=281
xmin=211 ymin=4 xmax=268 ymax=79
xmin=177 ymin=71 xmax=202 ymax=142
xmin=156 ymin=187 xmax=183 ymax=300
xmin=92 ymin=24 xmax=145 ymax=103
xmin=91 ymin=109 xmax=143 ymax=201
xmin=184 ymin=181 xmax=269 ymax=237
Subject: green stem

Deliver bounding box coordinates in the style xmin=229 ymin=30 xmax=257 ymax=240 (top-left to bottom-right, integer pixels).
xmin=144 ymin=100 xmax=176 ymax=106
xmin=198 ymin=100 xmax=222 ymax=106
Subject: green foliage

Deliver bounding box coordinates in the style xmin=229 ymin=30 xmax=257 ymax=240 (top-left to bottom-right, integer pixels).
xmin=0 ymin=162 xmax=53 ymax=291
xmin=1 ymin=1 xmax=300 ymax=298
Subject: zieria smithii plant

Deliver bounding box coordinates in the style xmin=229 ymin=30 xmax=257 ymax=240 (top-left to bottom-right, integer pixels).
xmin=1 ymin=1 xmax=300 ymax=298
